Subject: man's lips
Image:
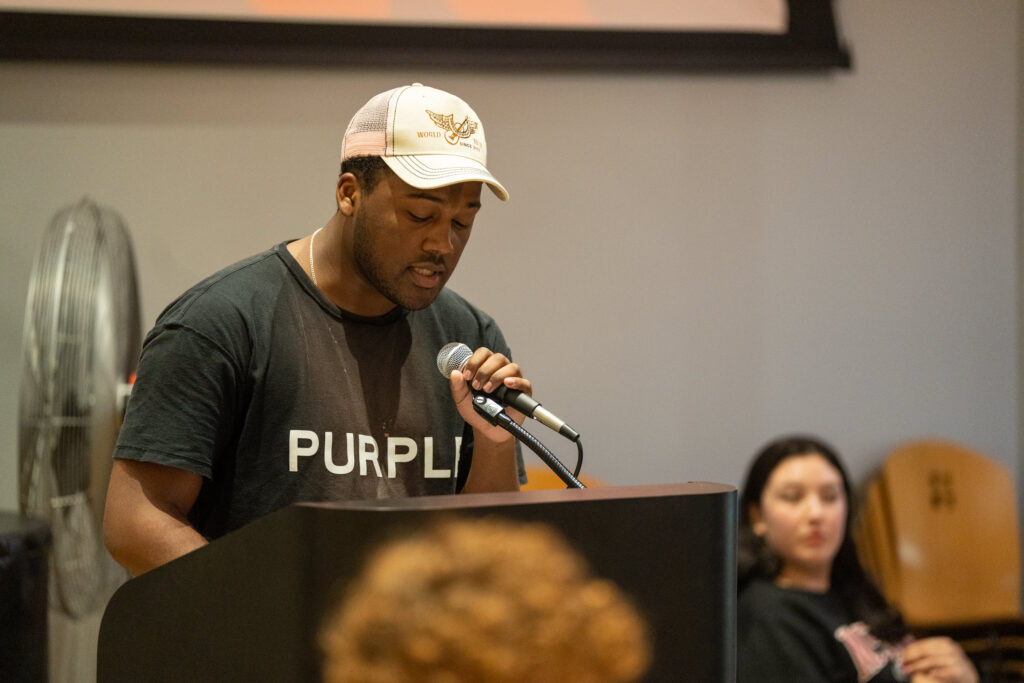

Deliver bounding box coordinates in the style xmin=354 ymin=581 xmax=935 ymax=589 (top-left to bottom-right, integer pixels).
xmin=409 ymin=264 xmax=444 ymax=287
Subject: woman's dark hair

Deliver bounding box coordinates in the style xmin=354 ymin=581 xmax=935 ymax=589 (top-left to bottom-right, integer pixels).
xmin=737 ymin=434 xmax=908 ymax=643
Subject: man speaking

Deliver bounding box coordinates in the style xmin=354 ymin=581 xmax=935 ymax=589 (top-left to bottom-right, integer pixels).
xmin=104 ymin=84 xmax=531 ymax=575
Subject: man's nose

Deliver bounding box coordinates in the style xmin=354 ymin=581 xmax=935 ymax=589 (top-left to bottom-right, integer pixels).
xmin=422 ymin=220 xmax=456 ymax=254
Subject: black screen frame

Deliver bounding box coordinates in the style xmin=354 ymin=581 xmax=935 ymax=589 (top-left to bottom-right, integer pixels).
xmin=0 ymin=0 xmax=850 ymax=71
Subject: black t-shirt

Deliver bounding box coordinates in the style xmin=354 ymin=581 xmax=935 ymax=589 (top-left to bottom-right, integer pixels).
xmin=737 ymin=579 xmax=908 ymax=683
xmin=115 ymin=242 xmax=521 ymax=539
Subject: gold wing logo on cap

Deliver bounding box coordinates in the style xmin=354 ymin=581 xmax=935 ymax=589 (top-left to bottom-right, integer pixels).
xmin=427 ymin=110 xmax=478 ymax=145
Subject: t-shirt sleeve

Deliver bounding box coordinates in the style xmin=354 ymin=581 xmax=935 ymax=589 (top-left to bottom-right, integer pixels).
xmin=114 ymin=323 xmax=244 ymax=480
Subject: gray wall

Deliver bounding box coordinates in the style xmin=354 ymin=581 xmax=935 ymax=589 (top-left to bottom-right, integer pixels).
xmin=1018 ymin=0 xmax=1024 ymax=564
xmin=1 ymin=1 xmax=1020 ymax=516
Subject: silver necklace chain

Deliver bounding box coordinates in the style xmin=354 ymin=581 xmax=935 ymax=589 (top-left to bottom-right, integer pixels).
xmin=309 ymin=226 xmax=323 ymax=286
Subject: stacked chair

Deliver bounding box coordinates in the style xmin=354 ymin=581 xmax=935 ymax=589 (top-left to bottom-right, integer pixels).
xmin=855 ymin=439 xmax=1024 ymax=682
xmin=520 ymin=466 xmax=604 ymax=490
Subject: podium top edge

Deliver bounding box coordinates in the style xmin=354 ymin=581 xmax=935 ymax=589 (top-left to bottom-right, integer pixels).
xmin=301 ymin=481 xmax=735 ymax=513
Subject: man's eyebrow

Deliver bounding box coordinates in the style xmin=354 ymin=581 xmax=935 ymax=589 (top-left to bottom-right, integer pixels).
xmin=405 ymin=192 xmax=482 ymax=209
xmin=405 ymin=192 xmax=444 ymax=203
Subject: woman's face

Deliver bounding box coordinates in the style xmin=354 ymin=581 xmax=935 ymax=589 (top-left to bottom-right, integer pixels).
xmin=750 ymin=453 xmax=848 ymax=590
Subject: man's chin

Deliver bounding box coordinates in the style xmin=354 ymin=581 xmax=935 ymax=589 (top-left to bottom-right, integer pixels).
xmin=393 ymin=287 xmax=443 ymax=311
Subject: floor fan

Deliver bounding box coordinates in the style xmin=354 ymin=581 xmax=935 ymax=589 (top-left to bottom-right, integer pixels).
xmin=18 ymin=196 xmax=142 ymax=619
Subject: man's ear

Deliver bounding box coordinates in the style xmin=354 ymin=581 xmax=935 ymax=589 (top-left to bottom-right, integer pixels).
xmin=749 ymin=504 xmax=767 ymax=537
xmin=336 ymin=173 xmax=359 ymax=216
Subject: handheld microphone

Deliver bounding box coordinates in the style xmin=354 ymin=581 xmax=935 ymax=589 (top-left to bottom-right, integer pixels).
xmin=436 ymin=342 xmax=581 ymax=442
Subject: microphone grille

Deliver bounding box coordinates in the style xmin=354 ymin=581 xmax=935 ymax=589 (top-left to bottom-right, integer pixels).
xmin=436 ymin=342 xmax=471 ymax=377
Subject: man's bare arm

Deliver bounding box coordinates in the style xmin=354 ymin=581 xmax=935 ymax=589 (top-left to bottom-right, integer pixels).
xmin=460 ymin=437 xmax=520 ymax=493
xmin=103 ymin=459 xmax=207 ymax=575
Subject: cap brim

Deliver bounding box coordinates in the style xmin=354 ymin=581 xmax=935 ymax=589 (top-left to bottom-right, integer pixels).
xmin=383 ymin=155 xmax=509 ymax=202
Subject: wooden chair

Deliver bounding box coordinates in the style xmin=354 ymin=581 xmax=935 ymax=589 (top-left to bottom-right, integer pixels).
xmin=855 ymin=439 xmax=1024 ymax=681
xmin=520 ymin=465 xmax=604 ymax=490
xmin=854 ymin=476 xmax=902 ymax=607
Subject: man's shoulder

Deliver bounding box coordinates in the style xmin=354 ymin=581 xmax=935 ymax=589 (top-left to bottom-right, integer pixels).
xmin=184 ymin=245 xmax=287 ymax=301
xmin=410 ymin=288 xmax=508 ymax=354
xmin=156 ymin=245 xmax=289 ymax=325
xmin=430 ymin=288 xmax=497 ymax=324
xmin=433 ymin=287 xmax=481 ymax=311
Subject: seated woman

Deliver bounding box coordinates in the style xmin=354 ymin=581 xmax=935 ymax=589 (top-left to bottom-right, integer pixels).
xmin=737 ymin=435 xmax=977 ymax=683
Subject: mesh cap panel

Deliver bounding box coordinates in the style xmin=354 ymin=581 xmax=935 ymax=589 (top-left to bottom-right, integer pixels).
xmin=341 ymin=90 xmax=393 ymax=159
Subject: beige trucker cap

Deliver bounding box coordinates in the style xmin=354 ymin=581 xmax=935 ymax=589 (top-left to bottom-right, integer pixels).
xmin=341 ymin=83 xmax=508 ymax=201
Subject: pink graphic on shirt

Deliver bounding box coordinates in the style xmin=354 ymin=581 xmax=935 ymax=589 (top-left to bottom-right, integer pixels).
xmin=834 ymin=622 xmax=909 ymax=682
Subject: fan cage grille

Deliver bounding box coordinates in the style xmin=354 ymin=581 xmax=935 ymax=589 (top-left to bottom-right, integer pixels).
xmin=18 ymin=197 xmax=141 ymax=617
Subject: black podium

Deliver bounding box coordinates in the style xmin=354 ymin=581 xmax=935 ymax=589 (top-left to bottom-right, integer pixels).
xmin=98 ymin=483 xmax=736 ymax=682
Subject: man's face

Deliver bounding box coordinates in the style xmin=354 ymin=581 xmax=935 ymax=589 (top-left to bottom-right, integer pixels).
xmin=351 ymin=172 xmax=483 ymax=312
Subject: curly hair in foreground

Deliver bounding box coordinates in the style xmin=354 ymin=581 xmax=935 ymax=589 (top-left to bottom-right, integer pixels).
xmin=320 ymin=517 xmax=652 ymax=683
